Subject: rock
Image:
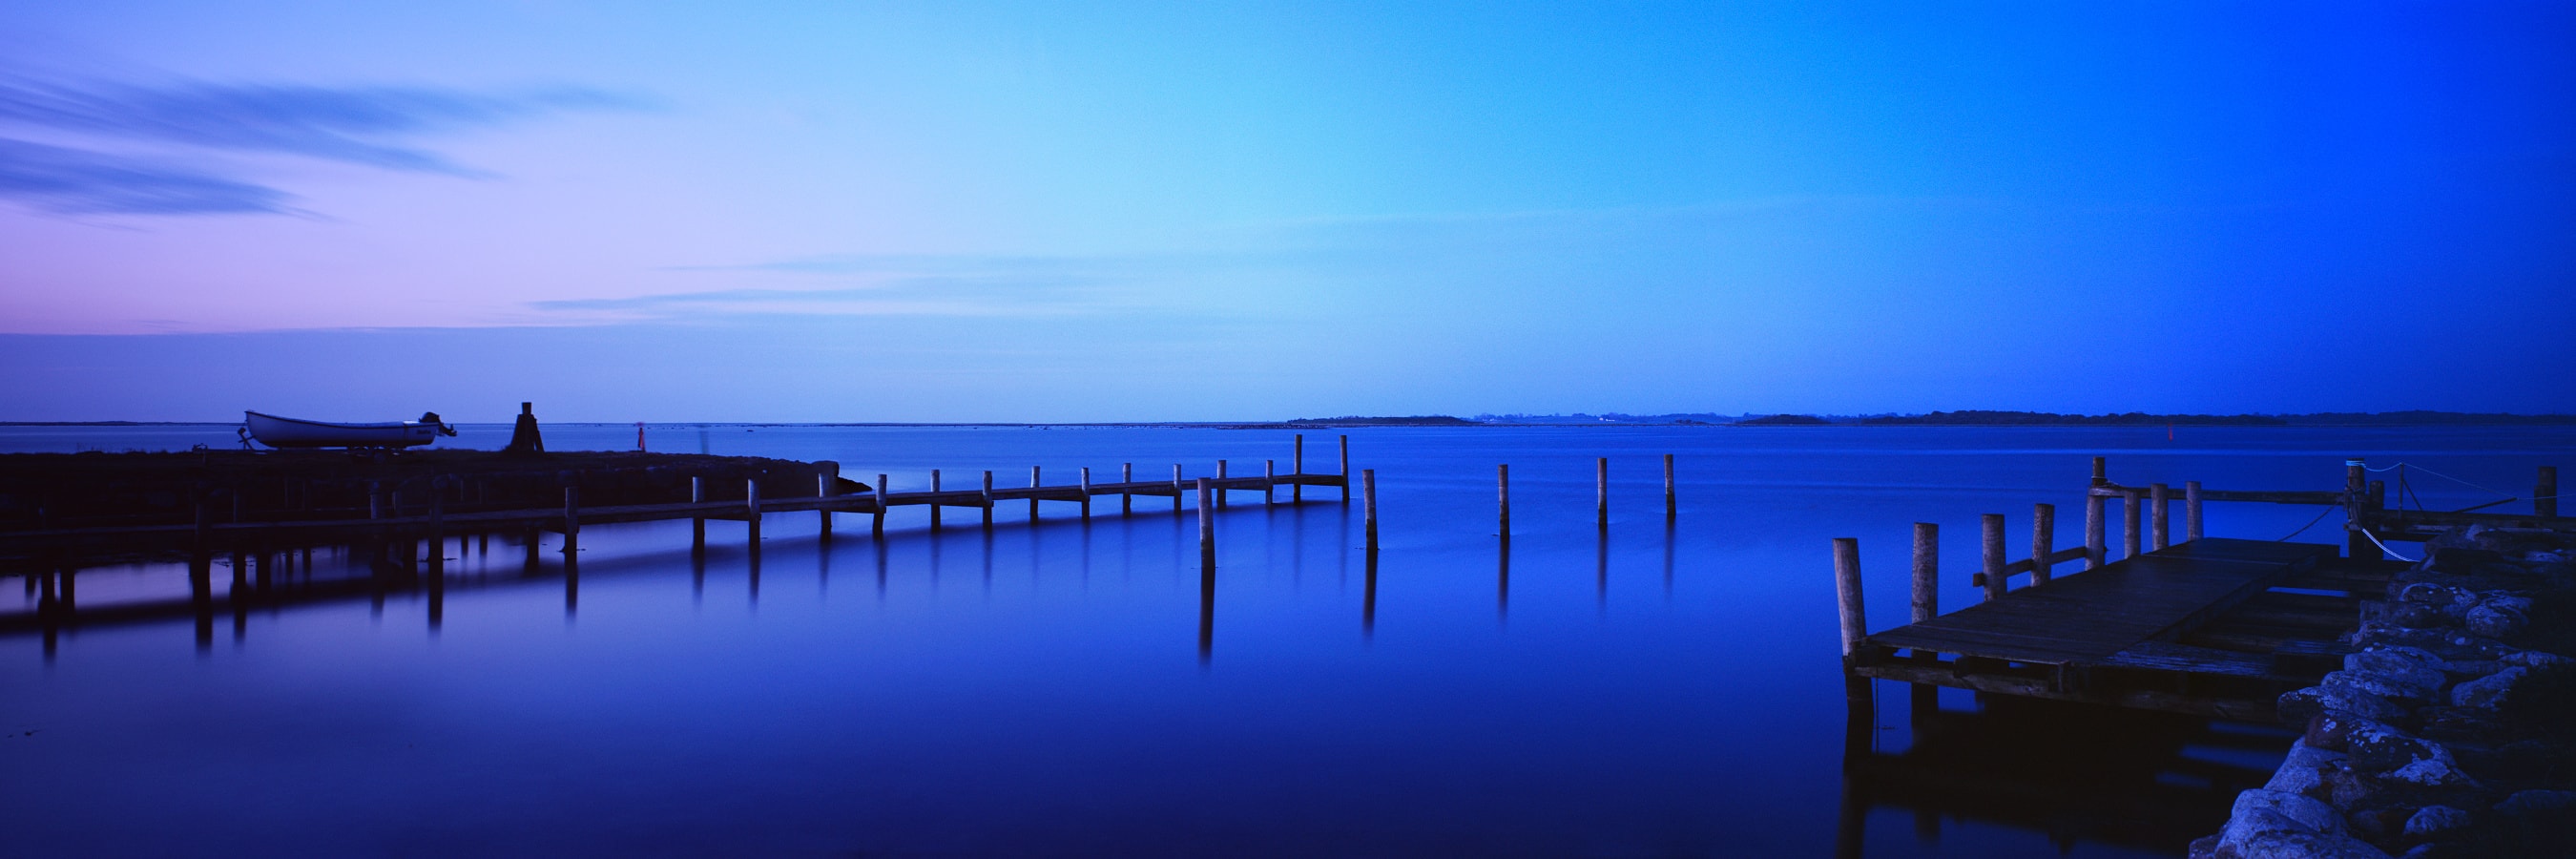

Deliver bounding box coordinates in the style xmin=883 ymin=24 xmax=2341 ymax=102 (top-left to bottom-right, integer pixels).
xmin=2499 ymin=650 xmax=2570 ymax=669
xmin=2280 ymin=685 xmax=2410 ymax=725
xmin=2390 ymin=604 xmax=2450 ymax=628
xmin=2320 ymin=765 xmax=2381 ymax=811
xmin=2347 ymin=723 xmax=2448 ymax=773
xmin=2448 ymin=666 xmax=2526 ymax=709
xmin=2464 ymin=603 xmax=2526 ymax=639
xmin=2433 ymin=659 xmax=2503 ymax=680
xmin=2388 ymin=755 xmax=2472 ymax=787
xmin=2225 ymin=829 xmax=2395 ymax=858
xmin=2398 ymin=582 xmax=2467 ymax=606
xmin=2306 ymin=711 xmax=2373 ymax=751
xmin=2349 ymin=624 xmax=2510 ymax=660
xmin=2219 ymin=788 xmax=2350 ymax=855
xmin=2267 ymin=742 xmax=2351 ymax=798
xmin=2401 ymin=805 xmax=2470 ymax=837
xmin=2341 ymin=651 xmax=2449 ymax=700
xmin=2325 ymin=669 xmax=2441 ymax=703
xmin=2525 ymin=549 xmax=2569 ymax=564
xmin=2188 ymin=833 xmax=2220 ymax=859
xmin=2494 ymin=789 xmax=2576 ymax=816
xmin=2415 ymin=706 xmax=2502 ymax=743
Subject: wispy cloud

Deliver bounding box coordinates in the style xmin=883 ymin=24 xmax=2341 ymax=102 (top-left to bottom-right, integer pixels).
xmin=0 ymin=72 xmax=642 ymax=216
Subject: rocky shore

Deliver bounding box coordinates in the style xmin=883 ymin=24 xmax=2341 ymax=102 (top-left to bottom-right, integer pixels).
xmin=2192 ymin=527 xmax=2575 ymax=858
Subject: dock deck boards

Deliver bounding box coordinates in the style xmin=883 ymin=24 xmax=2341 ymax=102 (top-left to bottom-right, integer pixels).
xmin=1863 ymin=538 xmax=2335 ymax=666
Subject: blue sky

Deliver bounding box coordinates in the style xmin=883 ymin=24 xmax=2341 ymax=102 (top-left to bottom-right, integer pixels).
xmin=2 ymin=2 xmax=2571 ymax=421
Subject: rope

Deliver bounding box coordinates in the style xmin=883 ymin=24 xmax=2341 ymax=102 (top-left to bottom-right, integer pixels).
xmin=2359 ymin=460 xmax=2559 ymax=504
xmin=2359 ymin=526 xmax=2421 ymax=563
xmin=2276 ymin=505 xmax=2337 ymax=541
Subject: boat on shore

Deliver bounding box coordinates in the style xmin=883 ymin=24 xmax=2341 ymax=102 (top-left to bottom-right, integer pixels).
xmin=242 ymin=410 xmax=457 ymax=449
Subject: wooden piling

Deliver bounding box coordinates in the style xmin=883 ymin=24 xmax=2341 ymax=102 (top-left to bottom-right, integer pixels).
xmin=2084 ymin=482 xmax=2106 ymax=571
xmin=1340 ymin=435 xmax=1351 ymax=503
xmin=2091 ymin=456 xmax=2108 ymax=485
xmin=1029 ymin=466 xmax=1042 ymax=520
xmin=930 ymin=470 xmax=944 ymax=532
xmin=1664 ymin=453 xmax=1676 ymax=521
xmin=1293 ymin=435 xmax=1305 ymax=503
xmin=1362 ymin=469 xmax=1380 ymax=551
xmin=1172 ymin=464 xmax=1184 ymax=513
xmin=427 ymin=478 xmax=446 ymax=579
xmin=2344 ymin=461 xmax=2371 ymax=559
xmin=691 ymin=476 xmax=706 ymax=552
xmin=2541 ymin=466 xmax=2559 ymax=519
xmin=1910 ymin=523 xmax=1939 ymax=623
xmin=1596 ymin=457 xmax=1610 ymax=530
xmin=1497 ymin=464 xmax=1511 ymax=538
xmin=2122 ymin=489 xmax=2142 ymax=560
xmin=1980 ymin=513 xmax=2005 ymax=602
xmin=818 ymin=466 xmax=837 ymax=539
xmin=2186 ymin=481 xmax=2204 ymax=543
xmin=873 ymin=474 xmax=888 ymax=538
xmin=981 ymin=471 xmax=994 ymax=530
xmin=2150 ymin=483 xmax=2170 ymax=551
xmin=1080 ymin=468 xmax=1093 ymax=520
xmin=1832 ymin=537 xmax=1866 ymax=661
xmin=1264 ymin=460 xmax=1276 ymax=506
xmin=1122 ymin=463 xmax=1134 ymax=514
xmin=1196 ymin=478 xmax=1215 ymax=573
xmin=1217 ymin=460 xmax=1229 ymax=509
xmin=746 ymin=478 xmax=762 ymax=547
xmin=563 ymin=487 xmax=581 ymax=556
xmin=2030 ymin=504 xmax=2055 ymax=585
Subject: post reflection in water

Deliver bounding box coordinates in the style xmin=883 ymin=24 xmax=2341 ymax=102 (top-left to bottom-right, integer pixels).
xmin=1594 ymin=529 xmax=1609 ymax=612
xmin=873 ymin=540 xmax=888 ymax=599
xmin=1838 ymin=680 xmax=2292 ymax=857
xmin=1195 ymin=561 xmax=1215 ymax=666
xmin=1495 ymin=541 xmax=1509 ymax=624
xmin=1361 ymin=549 xmax=1378 ymax=640
xmin=1661 ymin=521 xmax=1675 ymax=600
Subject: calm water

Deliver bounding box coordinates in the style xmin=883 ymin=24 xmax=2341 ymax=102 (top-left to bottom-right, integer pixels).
xmin=4 ymin=424 xmax=2568 ymax=857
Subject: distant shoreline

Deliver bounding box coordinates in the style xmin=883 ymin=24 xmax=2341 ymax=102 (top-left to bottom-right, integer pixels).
xmin=6 ymin=410 xmax=2576 ymax=430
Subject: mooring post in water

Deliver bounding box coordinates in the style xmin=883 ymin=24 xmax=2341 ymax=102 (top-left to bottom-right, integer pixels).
xmin=2030 ymin=503 xmax=2055 ymax=585
xmin=560 ymin=486 xmax=581 ymax=555
xmin=690 ymin=476 xmax=707 ymax=553
xmin=2122 ymin=489 xmax=2143 ymax=560
xmin=1028 ymin=466 xmax=1042 ymax=520
xmin=1196 ymin=478 xmax=1215 ymax=573
xmin=1497 ymin=464 xmax=1511 ymax=538
xmin=1264 ymin=460 xmax=1276 ymax=506
xmin=1596 ymin=457 xmax=1610 ymax=530
xmin=981 ymin=471 xmax=994 ymax=530
xmin=873 ymin=474 xmax=889 ymax=538
xmin=817 ymin=462 xmax=839 ymax=538
xmin=2185 ymin=481 xmax=2205 ymax=543
xmin=1664 ymin=453 xmax=1676 ymax=521
xmin=1362 ymin=469 xmax=1380 ymax=551
xmin=1172 ymin=464 xmax=1184 ymax=513
xmin=1216 ymin=460 xmax=1230 ymax=509
xmin=2344 ymin=460 xmax=2371 ymax=559
xmin=2540 ymin=467 xmax=2559 ymax=518
xmin=1980 ymin=513 xmax=2005 ymax=601
xmin=930 ymin=470 xmax=944 ymax=532
xmin=1911 ymin=523 xmax=1939 ymax=623
xmin=1079 ymin=468 xmax=1093 ymax=520
xmin=1340 ymin=435 xmax=1351 ymax=503
xmin=368 ymin=480 xmax=384 ymax=520
xmin=1293 ymin=434 xmax=1305 ymax=503
xmin=427 ymin=477 xmax=446 ymax=579
xmin=1832 ymin=537 xmax=1866 ymax=663
xmin=2150 ymin=483 xmax=2171 ymax=551
xmin=746 ymin=478 xmax=762 ymax=547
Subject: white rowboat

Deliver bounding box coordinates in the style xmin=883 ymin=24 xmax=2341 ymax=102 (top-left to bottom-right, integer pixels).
xmin=243 ymin=410 xmax=457 ymax=449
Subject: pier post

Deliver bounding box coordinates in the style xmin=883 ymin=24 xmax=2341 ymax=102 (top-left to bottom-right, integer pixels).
xmin=746 ymin=479 xmax=762 ymax=547
xmin=931 ymin=470 xmax=943 ymax=532
xmin=563 ymin=487 xmax=580 ymax=556
xmin=1197 ymin=478 xmax=1215 ymax=573
xmin=1911 ymin=523 xmax=1939 ymax=623
xmin=2150 ymin=483 xmax=2170 ymax=551
xmin=1294 ymin=434 xmax=1304 ymax=503
xmin=2186 ymin=481 xmax=2204 ymax=543
xmin=1340 ymin=435 xmax=1351 ymax=503
xmin=1664 ymin=453 xmax=1676 ymax=521
xmin=1122 ymin=463 xmax=1134 ymax=514
xmin=981 ymin=471 xmax=994 ymax=531
xmin=368 ymin=481 xmax=384 ymax=520
xmin=2122 ymin=489 xmax=2142 ymax=560
xmin=427 ymin=478 xmax=446 ymax=579
xmin=1832 ymin=537 xmax=1866 ymax=662
xmin=1029 ymin=466 xmax=1042 ymax=520
xmin=1362 ymin=469 xmax=1380 ymax=552
xmin=2085 ymin=485 xmax=2106 ymax=571
xmin=2541 ymin=467 xmax=2559 ymax=518
xmin=2031 ymin=503 xmax=2055 ymax=585
xmin=1498 ymin=464 xmax=1511 ymax=539
xmin=873 ymin=474 xmax=889 ymax=538
xmin=2091 ymin=456 xmax=2108 ymax=485
xmin=1596 ymin=457 xmax=1610 ymax=531
xmin=1264 ymin=460 xmax=1276 ymax=506
xmin=691 ymin=476 xmax=706 ymax=553
xmin=818 ymin=462 xmax=839 ymax=539
xmin=1080 ymin=468 xmax=1093 ymax=520
xmin=1980 ymin=513 xmax=2005 ymax=602
xmin=1173 ymin=464 xmax=1184 ymax=513
xmin=1217 ymin=460 xmax=1229 ymax=509
xmin=2344 ymin=460 xmax=2371 ymax=559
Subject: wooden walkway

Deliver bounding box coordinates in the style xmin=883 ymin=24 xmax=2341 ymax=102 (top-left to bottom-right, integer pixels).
xmin=1848 ymin=538 xmax=2367 ymax=720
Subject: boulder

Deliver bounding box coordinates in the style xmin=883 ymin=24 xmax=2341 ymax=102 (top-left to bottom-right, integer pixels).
xmin=2499 ymin=650 xmax=2570 ymax=669
xmin=2448 ymin=666 xmax=2526 ymax=709
xmin=2346 ymin=723 xmax=2448 ymax=773
xmin=2494 ymin=789 xmax=2576 ymax=816
xmin=2267 ymin=742 xmax=2351 ymax=798
xmin=2280 ymin=685 xmax=2410 ymax=725
xmin=2387 ymin=755 xmax=2472 ymax=787
xmin=2223 ymin=830 xmax=2394 ymax=858
xmin=2464 ymin=603 xmax=2527 ymax=639
xmin=2401 ymin=805 xmax=2470 ymax=837
xmin=2218 ymin=788 xmax=2348 ymax=854
xmin=2340 ymin=651 xmax=2449 ymax=700
xmin=2325 ymin=669 xmax=2440 ymax=703
xmin=2397 ymin=582 xmax=2467 ymax=606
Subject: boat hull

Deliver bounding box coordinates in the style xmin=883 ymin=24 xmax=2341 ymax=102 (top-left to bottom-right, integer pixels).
xmin=244 ymin=411 xmax=442 ymax=449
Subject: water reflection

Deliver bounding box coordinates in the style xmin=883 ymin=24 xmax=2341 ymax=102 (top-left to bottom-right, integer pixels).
xmin=1839 ymin=681 xmax=2290 ymax=856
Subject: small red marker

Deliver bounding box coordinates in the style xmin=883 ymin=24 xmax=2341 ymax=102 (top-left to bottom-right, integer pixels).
xmin=635 ymin=422 xmax=647 ymax=451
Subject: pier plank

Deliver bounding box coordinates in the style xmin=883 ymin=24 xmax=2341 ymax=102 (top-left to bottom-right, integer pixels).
xmin=1863 ymin=538 xmax=2336 ymax=666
